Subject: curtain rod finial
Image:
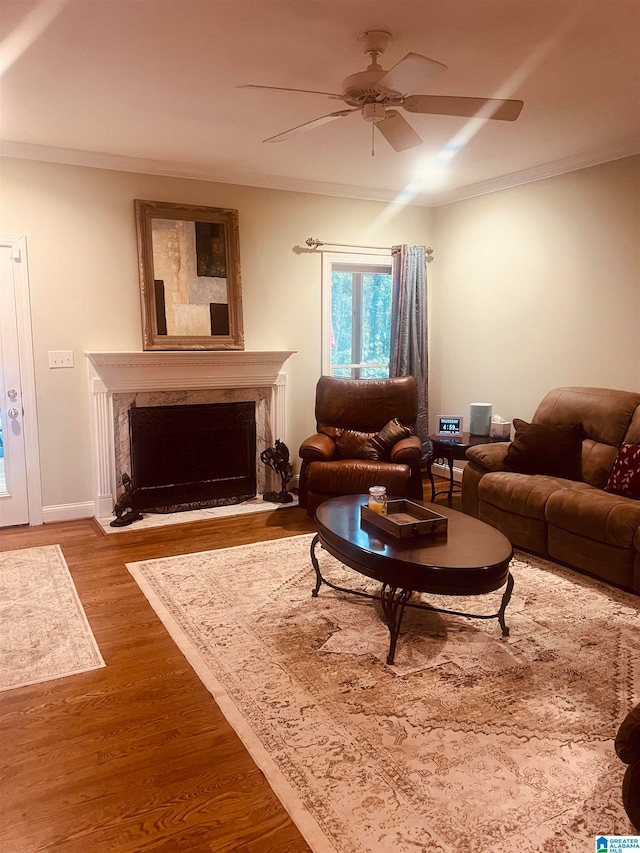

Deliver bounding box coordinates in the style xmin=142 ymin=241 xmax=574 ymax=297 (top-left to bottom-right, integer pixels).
xmin=305 ymin=238 xmax=323 ymax=249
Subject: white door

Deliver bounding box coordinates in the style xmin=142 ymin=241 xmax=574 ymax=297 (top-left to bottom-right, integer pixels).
xmin=0 ymin=237 xmax=41 ymax=527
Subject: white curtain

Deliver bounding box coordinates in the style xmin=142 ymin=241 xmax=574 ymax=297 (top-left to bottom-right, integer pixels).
xmin=390 ymin=244 xmax=429 ymax=464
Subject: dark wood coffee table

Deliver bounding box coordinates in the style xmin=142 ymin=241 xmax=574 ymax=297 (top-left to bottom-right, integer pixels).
xmin=311 ymin=494 xmax=514 ymax=664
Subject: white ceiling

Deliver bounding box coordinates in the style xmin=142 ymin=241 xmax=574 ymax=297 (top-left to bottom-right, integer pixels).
xmin=1 ymin=0 xmax=639 ymax=205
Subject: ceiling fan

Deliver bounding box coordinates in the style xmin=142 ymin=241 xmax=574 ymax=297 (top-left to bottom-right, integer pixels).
xmin=240 ymin=30 xmax=524 ymax=152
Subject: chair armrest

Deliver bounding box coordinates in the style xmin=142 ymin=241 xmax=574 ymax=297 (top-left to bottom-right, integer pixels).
xmin=390 ymin=435 xmax=422 ymax=464
xmin=299 ymin=433 xmax=336 ymax=462
xmin=465 ymin=442 xmax=510 ymax=472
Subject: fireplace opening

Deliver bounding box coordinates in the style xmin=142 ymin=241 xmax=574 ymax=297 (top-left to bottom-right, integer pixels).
xmin=128 ymin=401 xmax=256 ymax=512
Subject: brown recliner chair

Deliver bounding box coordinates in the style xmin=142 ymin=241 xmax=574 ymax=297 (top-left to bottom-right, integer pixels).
xmin=298 ymin=375 xmax=424 ymax=517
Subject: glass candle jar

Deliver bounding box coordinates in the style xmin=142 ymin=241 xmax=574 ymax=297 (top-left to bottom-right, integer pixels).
xmin=368 ymin=486 xmax=387 ymax=515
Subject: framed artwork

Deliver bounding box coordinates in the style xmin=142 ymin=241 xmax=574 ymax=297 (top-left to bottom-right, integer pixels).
xmin=134 ymin=200 xmax=244 ymax=351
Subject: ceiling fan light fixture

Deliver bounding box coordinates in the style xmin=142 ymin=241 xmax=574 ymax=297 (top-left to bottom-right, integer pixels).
xmin=363 ymin=102 xmax=386 ymax=123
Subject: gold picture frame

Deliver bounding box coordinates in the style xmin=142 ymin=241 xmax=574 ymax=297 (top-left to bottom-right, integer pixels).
xmin=135 ymin=199 xmax=244 ymax=351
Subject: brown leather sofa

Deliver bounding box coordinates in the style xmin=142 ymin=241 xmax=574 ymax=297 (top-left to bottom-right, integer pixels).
xmin=616 ymin=702 xmax=640 ymax=830
xmin=462 ymin=387 xmax=640 ymax=592
xmin=298 ymin=376 xmax=423 ymax=517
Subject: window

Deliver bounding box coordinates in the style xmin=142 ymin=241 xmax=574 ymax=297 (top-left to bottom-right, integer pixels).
xmin=321 ymin=252 xmax=393 ymax=378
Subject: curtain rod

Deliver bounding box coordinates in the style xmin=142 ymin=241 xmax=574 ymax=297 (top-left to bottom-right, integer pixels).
xmin=305 ymin=238 xmax=433 ymax=257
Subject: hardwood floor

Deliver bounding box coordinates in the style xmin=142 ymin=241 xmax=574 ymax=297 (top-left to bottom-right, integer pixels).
xmin=1 ymin=508 xmax=317 ymax=853
xmin=1 ymin=478 xmax=458 ymax=852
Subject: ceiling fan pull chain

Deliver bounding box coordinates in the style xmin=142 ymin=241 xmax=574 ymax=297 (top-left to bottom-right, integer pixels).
xmin=371 ymin=122 xmax=375 ymax=157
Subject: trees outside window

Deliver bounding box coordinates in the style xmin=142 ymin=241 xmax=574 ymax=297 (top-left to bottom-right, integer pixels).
xmin=321 ymin=253 xmax=392 ymax=378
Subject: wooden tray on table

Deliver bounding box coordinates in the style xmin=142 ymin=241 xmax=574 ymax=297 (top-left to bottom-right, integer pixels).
xmin=360 ymin=499 xmax=448 ymax=539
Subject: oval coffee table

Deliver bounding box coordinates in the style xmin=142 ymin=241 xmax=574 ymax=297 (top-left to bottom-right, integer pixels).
xmin=311 ymin=494 xmax=514 ymax=665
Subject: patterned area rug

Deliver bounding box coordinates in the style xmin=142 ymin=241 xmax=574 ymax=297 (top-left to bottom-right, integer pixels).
xmin=0 ymin=545 xmax=105 ymax=691
xmin=127 ymin=535 xmax=639 ymax=852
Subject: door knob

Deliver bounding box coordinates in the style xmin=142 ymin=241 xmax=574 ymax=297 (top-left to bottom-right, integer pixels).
xmin=7 ymin=408 xmax=19 ymax=419
xmin=7 ymin=389 xmax=17 ymax=400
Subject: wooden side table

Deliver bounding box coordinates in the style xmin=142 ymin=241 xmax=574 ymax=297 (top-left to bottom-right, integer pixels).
xmin=427 ymin=432 xmax=510 ymax=504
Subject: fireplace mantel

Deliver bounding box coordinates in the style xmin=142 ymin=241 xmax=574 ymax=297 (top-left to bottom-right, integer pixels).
xmin=85 ymin=350 xmax=295 ymax=518
xmin=86 ymin=350 xmax=295 ymax=392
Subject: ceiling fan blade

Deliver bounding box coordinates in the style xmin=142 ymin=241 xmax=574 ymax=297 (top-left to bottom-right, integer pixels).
xmin=263 ymin=109 xmax=356 ymax=143
xmin=375 ymin=110 xmax=423 ymax=152
xmin=403 ymin=94 xmax=524 ymax=121
xmin=239 ymin=84 xmax=343 ymax=100
xmin=377 ymin=52 xmax=447 ymax=95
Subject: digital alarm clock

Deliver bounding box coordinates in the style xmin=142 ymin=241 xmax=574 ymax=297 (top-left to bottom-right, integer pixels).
xmin=436 ymin=415 xmax=464 ymax=438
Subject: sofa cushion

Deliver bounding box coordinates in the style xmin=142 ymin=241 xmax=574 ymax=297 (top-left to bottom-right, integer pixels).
xmin=504 ymin=419 xmax=583 ymax=480
xmin=532 ymin=387 xmax=640 ymax=488
xmin=545 ymin=489 xmax=640 ymax=548
xmin=624 ymin=406 xmax=640 ymax=445
xmin=478 ymin=471 xmax=592 ymax=519
xmin=304 ymin=459 xmax=410 ymax=496
xmin=533 ymin=386 xmax=640 ymax=447
xmin=353 ymin=418 xmax=413 ymax=460
xmin=605 ymin=443 xmax=640 ymax=499
xmin=581 ymin=439 xmax=620 ymax=490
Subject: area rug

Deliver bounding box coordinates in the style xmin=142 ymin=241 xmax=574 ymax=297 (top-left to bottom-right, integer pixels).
xmin=127 ymin=535 xmax=640 ymax=852
xmin=0 ymin=545 xmax=105 ymax=691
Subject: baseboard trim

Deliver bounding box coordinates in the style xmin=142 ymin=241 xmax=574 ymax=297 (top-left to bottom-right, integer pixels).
xmin=42 ymin=502 xmax=96 ymax=523
xmin=430 ymin=462 xmax=464 ymax=483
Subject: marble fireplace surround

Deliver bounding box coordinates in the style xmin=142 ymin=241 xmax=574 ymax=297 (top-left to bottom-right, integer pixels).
xmin=86 ymin=351 xmax=295 ymax=519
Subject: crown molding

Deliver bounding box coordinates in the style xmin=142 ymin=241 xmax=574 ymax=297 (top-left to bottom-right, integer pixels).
xmin=2 ymin=139 xmax=639 ymax=208
xmin=0 ymin=140 xmax=409 ymax=205
xmin=428 ymin=143 xmax=640 ymax=206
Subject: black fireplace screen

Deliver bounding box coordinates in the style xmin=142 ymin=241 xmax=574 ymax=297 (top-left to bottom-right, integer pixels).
xmin=128 ymin=401 xmax=256 ymax=512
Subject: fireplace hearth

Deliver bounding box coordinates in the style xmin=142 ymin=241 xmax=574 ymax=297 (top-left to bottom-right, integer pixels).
xmin=128 ymin=401 xmax=256 ymax=512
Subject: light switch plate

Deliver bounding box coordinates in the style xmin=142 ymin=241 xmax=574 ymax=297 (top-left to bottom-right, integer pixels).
xmin=48 ymin=350 xmax=74 ymax=368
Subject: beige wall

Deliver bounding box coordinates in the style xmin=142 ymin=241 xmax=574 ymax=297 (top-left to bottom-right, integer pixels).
xmin=2 ymin=154 xmax=638 ymax=517
xmin=0 ymin=157 xmax=432 ymax=513
xmin=430 ymin=155 xmax=640 ymax=430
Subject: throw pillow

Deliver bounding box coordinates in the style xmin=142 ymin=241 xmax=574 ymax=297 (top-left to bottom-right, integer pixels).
xmin=353 ymin=418 xmax=413 ymax=461
xmin=504 ymin=418 xmax=583 ymax=480
xmin=333 ymin=428 xmax=375 ymax=459
xmin=605 ymin=443 xmax=640 ymax=499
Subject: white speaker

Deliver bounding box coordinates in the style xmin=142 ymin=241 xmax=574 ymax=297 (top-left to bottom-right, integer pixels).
xmin=469 ymin=402 xmax=493 ymax=436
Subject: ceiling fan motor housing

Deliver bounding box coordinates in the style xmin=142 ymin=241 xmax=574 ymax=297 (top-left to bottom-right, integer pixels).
xmin=340 ymin=70 xmax=401 ymax=106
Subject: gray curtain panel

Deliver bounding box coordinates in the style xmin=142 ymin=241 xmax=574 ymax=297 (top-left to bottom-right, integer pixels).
xmin=390 ymin=244 xmax=430 ymax=464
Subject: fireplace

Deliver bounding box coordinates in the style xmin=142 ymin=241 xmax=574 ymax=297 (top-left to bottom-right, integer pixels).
xmin=129 ymin=401 xmax=256 ymax=512
xmin=85 ymin=351 xmax=294 ymax=518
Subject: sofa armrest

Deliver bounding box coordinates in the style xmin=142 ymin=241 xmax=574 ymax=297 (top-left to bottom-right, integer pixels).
xmin=616 ymin=704 xmax=640 ymax=765
xmin=299 ymin=433 xmax=336 ymax=462
xmin=465 ymin=442 xmax=511 ymax=472
xmin=390 ymin=435 xmax=422 ymax=464
xmin=616 ymin=703 xmax=640 ymax=831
